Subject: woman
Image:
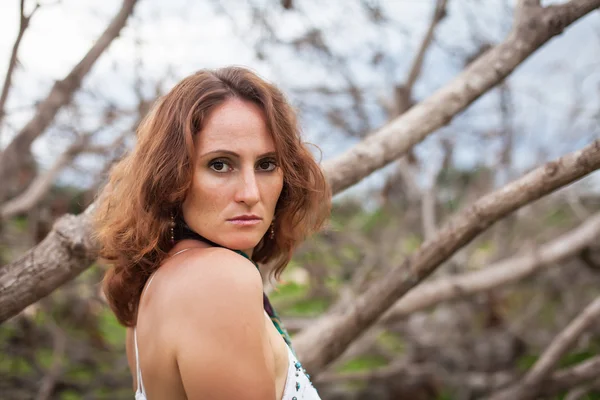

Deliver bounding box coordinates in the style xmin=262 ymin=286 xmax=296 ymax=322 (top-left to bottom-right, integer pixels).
xmin=94 ymin=66 xmax=331 ymax=399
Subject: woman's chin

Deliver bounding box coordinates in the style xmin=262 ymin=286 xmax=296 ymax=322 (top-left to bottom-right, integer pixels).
xmin=222 ymin=235 xmax=263 ymax=253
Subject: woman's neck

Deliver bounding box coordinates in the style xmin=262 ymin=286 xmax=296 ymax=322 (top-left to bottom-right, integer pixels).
xmin=174 ymin=216 xmax=254 ymax=258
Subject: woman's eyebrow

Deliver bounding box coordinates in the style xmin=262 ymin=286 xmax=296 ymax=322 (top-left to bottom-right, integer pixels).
xmin=200 ymin=150 xmax=277 ymax=158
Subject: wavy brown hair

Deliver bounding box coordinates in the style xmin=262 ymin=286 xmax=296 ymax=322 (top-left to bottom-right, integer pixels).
xmin=94 ymin=67 xmax=331 ymax=327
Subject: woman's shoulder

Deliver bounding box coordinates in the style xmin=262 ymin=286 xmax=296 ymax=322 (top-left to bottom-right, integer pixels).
xmin=169 ymin=246 xmax=261 ymax=281
xmin=160 ymin=247 xmax=264 ymax=315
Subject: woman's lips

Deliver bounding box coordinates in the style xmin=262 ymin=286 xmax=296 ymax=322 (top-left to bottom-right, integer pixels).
xmin=227 ymin=216 xmax=262 ymax=226
xmin=228 ymin=219 xmax=261 ymax=226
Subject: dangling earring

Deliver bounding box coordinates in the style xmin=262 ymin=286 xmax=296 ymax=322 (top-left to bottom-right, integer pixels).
xmin=170 ymin=213 xmax=176 ymax=245
xmin=269 ymin=220 xmax=275 ymax=240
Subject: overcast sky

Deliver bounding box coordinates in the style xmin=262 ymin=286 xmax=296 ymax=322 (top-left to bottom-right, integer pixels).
xmin=0 ymin=0 xmax=598 ymax=196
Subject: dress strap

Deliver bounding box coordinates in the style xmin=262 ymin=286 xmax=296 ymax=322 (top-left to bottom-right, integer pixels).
xmin=170 ymin=247 xmax=193 ymax=258
xmin=133 ymin=327 xmax=146 ymax=396
xmin=133 ymin=270 xmax=162 ymax=398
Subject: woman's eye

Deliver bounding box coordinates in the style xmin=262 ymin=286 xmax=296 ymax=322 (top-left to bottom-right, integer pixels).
xmin=258 ymin=160 xmax=276 ymax=171
xmin=209 ymin=160 xmax=231 ymax=172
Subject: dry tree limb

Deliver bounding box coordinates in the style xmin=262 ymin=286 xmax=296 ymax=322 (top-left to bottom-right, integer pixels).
xmin=0 ymin=0 xmax=41 ymax=133
xmin=0 ymin=208 xmax=99 ymax=323
xmin=381 ymin=0 xmax=448 ymax=205
xmin=544 ymin=355 xmax=600 ymax=393
xmin=381 ymin=211 xmax=600 ymax=323
xmin=316 ymin=360 xmax=515 ymax=394
xmin=1 ymin=133 xmax=94 ymax=219
xmin=393 ymin=0 xmax=448 ymax=114
xmin=0 ymin=128 xmax=130 ymax=219
xmin=420 ymin=147 xmax=448 ymax=241
xmin=488 ymin=297 xmax=600 ymax=400
xmin=324 ymin=0 xmax=600 ymax=194
xmin=0 ymin=0 xmax=139 ymax=201
xmin=315 ymin=356 xmax=600 ymax=397
xmin=564 ymin=383 xmax=599 ymax=400
xmin=293 ymin=139 xmax=600 ymax=375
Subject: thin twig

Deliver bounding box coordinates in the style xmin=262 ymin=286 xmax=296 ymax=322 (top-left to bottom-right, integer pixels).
xmin=489 ymin=297 xmax=600 ymax=400
xmin=0 ymin=1 xmax=41 ymax=136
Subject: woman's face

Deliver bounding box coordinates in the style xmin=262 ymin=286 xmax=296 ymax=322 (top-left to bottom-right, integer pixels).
xmin=182 ymin=98 xmax=284 ymax=256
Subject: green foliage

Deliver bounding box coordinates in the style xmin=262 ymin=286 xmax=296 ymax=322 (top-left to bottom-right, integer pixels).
xmin=544 ymin=208 xmax=572 ymax=227
xmin=436 ymin=391 xmax=455 ymax=400
xmin=66 ymin=366 xmax=95 ymax=381
xmin=0 ymin=322 xmax=17 ymax=342
xmin=516 ymin=353 xmax=538 ymax=371
xmin=37 ymin=348 xmax=54 ymax=369
xmin=558 ymin=346 xmax=600 ymax=368
xmin=98 ymin=307 xmax=126 ymax=349
xmin=270 ymin=281 xmax=309 ymax=303
xmin=335 ymin=354 xmax=389 ymax=373
xmin=285 ymin=298 xmax=330 ymax=317
xmin=518 ymin=341 xmax=600 ymax=372
xmin=340 ymin=244 xmax=361 ymax=263
xmin=60 ymin=390 xmax=81 ymax=400
xmin=11 ymin=215 xmax=28 ymax=232
xmin=359 ymin=207 xmax=390 ymax=234
xmin=8 ymin=357 xmax=33 ymax=375
xmin=402 ymin=233 xmax=422 ymax=254
xmin=270 ymin=280 xmax=330 ymax=316
xmin=325 ymin=276 xmax=343 ymax=291
xmin=476 ymin=240 xmax=495 ymax=253
xmin=376 ymin=331 xmax=405 ymax=354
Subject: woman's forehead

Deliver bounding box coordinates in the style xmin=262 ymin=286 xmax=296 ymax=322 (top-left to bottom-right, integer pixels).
xmin=197 ymin=99 xmax=276 ymax=156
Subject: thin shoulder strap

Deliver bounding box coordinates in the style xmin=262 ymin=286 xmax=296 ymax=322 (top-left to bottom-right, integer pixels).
xmin=133 ymin=267 xmax=164 ymax=397
xmin=133 ymin=327 xmax=146 ymax=396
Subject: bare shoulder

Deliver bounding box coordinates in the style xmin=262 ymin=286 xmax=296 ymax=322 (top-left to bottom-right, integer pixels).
xmin=164 ymin=247 xmax=263 ymax=304
xmin=160 ymin=247 xmax=266 ymax=333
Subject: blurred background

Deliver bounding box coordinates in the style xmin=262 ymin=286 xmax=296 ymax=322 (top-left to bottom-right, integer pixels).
xmin=0 ymin=0 xmax=599 ymax=399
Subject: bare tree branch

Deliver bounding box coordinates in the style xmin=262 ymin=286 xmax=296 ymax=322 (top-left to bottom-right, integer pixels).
xmin=382 ymin=211 xmax=600 ymax=323
xmin=409 ymin=0 xmax=447 ymax=89
xmin=542 ymin=356 xmax=600 ymax=396
xmin=564 ymin=380 xmax=600 ymax=400
xmin=518 ymin=0 xmax=542 ymax=9
xmin=293 ymin=139 xmax=600 ymax=375
xmin=324 ymin=0 xmax=600 ymax=194
xmin=0 ymin=129 xmax=129 ymax=219
xmin=0 ymin=0 xmax=41 ymax=135
xmin=489 ymin=297 xmax=600 ymax=400
xmin=315 ymin=355 xmax=600 ymax=397
xmin=0 ymin=0 xmax=139 ymax=201
xmin=0 ymin=208 xmax=98 ymax=323
xmin=421 ymin=187 xmax=437 ymax=240
xmin=420 ymin=143 xmax=448 ymax=240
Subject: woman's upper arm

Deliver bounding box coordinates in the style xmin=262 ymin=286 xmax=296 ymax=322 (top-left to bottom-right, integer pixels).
xmin=166 ymin=250 xmax=276 ymax=400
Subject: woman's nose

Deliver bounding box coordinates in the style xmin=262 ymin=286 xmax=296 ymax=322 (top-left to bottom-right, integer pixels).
xmin=235 ymin=170 xmax=260 ymax=206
